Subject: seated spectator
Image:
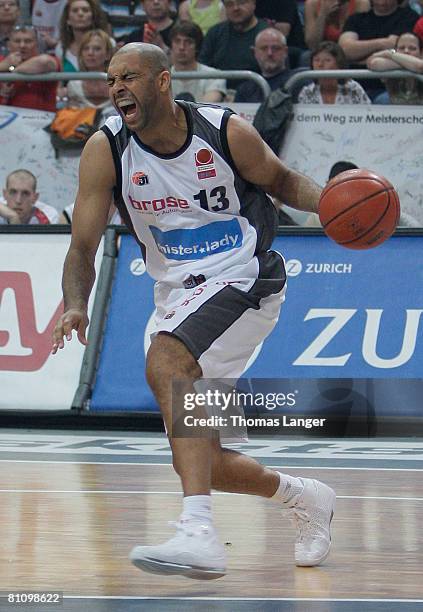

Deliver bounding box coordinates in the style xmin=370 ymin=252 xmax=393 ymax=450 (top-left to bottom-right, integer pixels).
xmin=0 ymin=0 xmax=20 ymax=56
xmin=304 ymin=0 xmax=370 ymax=52
xmin=298 ymin=40 xmax=371 ymax=103
xmin=178 ymin=0 xmax=226 ymax=35
xmin=235 ymin=27 xmax=301 ymax=102
xmin=170 ymin=20 xmax=226 ymax=102
xmin=32 ymin=0 xmax=67 ymax=52
xmin=367 ymin=32 xmax=423 ymax=103
xmin=305 ymin=161 xmax=420 ymax=226
xmin=0 ymin=25 xmax=60 ymax=111
xmin=0 ymin=169 xmax=59 ymax=224
xmin=339 ymin=0 xmax=419 ymax=66
xmin=125 ymin=0 xmax=177 ymax=53
xmin=198 ymin=0 xmax=268 ymax=92
xmin=56 ymin=0 xmax=109 ymax=71
xmin=255 ymin=0 xmax=306 ymax=68
xmin=64 ymin=29 xmax=115 ymax=116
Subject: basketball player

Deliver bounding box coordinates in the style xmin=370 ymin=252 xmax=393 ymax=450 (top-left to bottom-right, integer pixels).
xmin=52 ymin=43 xmax=336 ymax=580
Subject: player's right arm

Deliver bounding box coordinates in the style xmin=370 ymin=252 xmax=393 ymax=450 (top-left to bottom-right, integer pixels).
xmin=52 ymin=131 xmax=116 ymax=354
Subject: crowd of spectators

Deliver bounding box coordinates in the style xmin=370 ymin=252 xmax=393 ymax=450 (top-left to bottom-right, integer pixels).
xmin=0 ymin=0 xmax=422 ymax=109
xmin=0 ymin=0 xmax=422 ymax=225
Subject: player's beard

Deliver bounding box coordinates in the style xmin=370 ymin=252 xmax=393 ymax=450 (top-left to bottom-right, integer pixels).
xmin=135 ymin=83 xmax=159 ymax=132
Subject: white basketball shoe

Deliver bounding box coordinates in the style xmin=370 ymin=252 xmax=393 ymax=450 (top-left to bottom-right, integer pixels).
xmin=130 ymin=520 xmax=227 ymax=580
xmin=288 ymin=478 xmax=336 ymax=567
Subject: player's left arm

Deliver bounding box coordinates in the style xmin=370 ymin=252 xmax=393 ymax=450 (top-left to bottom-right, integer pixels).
xmin=226 ymin=114 xmax=322 ymax=213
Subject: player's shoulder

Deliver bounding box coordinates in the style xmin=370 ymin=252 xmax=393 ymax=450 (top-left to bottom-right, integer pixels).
xmin=79 ymin=129 xmax=117 ymax=185
xmin=181 ymin=100 xmax=233 ymax=130
xmin=102 ymin=113 xmax=123 ymax=136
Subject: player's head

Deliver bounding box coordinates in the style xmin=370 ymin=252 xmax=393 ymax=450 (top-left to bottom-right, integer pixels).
xmin=107 ymin=43 xmax=171 ymax=131
xmin=328 ymin=161 xmax=358 ymax=181
xmin=3 ymin=169 xmax=38 ymax=223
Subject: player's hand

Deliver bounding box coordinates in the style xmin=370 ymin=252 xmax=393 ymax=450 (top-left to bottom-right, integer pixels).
xmin=52 ymin=308 xmax=89 ymax=354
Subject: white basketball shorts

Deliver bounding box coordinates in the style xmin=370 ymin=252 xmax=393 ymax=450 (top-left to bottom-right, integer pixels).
xmin=151 ymin=251 xmax=287 ymax=379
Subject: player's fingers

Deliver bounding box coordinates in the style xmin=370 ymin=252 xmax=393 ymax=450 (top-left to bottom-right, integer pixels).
xmin=52 ymin=318 xmax=66 ymax=354
xmin=76 ymin=318 xmax=89 ymax=346
xmin=62 ymin=317 xmax=77 ymax=341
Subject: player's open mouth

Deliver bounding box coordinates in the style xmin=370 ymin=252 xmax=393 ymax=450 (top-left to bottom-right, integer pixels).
xmin=117 ymin=100 xmax=137 ymax=118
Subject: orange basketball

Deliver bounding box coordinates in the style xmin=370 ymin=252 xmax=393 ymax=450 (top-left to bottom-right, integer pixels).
xmin=318 ymin=169 xmax=401 ymax=249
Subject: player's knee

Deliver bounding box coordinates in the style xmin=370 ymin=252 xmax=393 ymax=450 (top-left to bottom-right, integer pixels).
xmin=146 ymin=332 xmax=201 ymax=393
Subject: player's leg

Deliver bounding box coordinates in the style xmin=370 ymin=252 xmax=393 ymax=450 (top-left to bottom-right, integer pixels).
xmin=130 ymin=332 xmax=226 ymax=580
xmin=209 ymin=440 xmax=335 ymax=567
xmin=146 ymin=332 xmax=212 ymax=496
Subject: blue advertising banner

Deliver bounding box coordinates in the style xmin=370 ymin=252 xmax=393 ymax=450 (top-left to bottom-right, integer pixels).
xmin=90 ymin=233 xmax=423 ymax=414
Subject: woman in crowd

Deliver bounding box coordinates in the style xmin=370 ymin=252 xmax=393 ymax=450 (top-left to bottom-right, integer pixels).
xmin=298 ymin=40 xmax=371 ymax=103
xmin=64 ymin=28 xmax=114 ymax=117
xmin=367 ymin=31 xmax=423 ymax=104
xmin=304 ymin=0 xmax=370 ymax=51
xmin=55 ymin=0 xmax=109 ymax=71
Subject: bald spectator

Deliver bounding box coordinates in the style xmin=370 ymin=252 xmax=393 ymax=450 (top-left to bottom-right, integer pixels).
xmin=199 ymin=0 xmax=268 ymax=91
xmin=170 ymin=20 xmax=226 ymax=102
xmin=0 ymin=170 xmax=59 ymax=225
xmin=0 ymin=0 xmax=20 ymax=55
xmin=255 ymin=0 xmax=306 ymax=68
xmin=0 ymin=26 xmax=60 ymax=111
xmin=235 ymin=27 xmax=301 ymax=102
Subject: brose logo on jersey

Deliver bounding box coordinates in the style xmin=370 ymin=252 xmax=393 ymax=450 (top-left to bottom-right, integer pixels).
xmin=195 ymin=148 xmax=216 ymax=180
xmin=131 ymin=171 xmax=149 ymax=186
xmin=129 ymin=194 xmax=190 ymax=213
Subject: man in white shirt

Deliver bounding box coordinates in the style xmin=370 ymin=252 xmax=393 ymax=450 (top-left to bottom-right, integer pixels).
xmin=170 ymin=20 xmax=226 ymax=103
xmin=0 ymin=169 xmax=59 ymax=224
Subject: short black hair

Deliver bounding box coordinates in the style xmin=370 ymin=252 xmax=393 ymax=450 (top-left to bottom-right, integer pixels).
xmin=328 ymin=161 xmax=358 ymax=180
xmin=169 ymin=20 xmax=204 ymax=58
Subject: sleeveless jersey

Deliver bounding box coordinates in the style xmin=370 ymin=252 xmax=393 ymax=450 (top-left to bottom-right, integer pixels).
xmin=101 ymin=101 xmax=278 ymax=285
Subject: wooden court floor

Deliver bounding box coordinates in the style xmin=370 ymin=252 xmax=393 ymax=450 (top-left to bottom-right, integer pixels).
xmin=0 ymin=431 xmax=422 ymax=611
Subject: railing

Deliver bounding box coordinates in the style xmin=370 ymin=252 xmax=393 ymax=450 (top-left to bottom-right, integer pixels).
xmin=0 ymin=69 xmax=271 ymax=99
xmin=284 ymin=68 xmax=423 ymax=94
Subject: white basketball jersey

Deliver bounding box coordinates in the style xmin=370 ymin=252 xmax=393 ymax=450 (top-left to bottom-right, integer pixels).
xmin=102 ymin=102 xmax=278 ymax=285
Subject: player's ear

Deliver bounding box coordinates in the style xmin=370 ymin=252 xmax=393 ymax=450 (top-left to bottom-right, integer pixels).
xmin=158 ymin=69 xmax=171 ymax=92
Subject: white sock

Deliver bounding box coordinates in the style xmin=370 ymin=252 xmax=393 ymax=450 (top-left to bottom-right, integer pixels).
xmin=272 ymin=472 xmax=304 ymax=506
xmin=181 ymin=495 xmax=212 ymax=524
